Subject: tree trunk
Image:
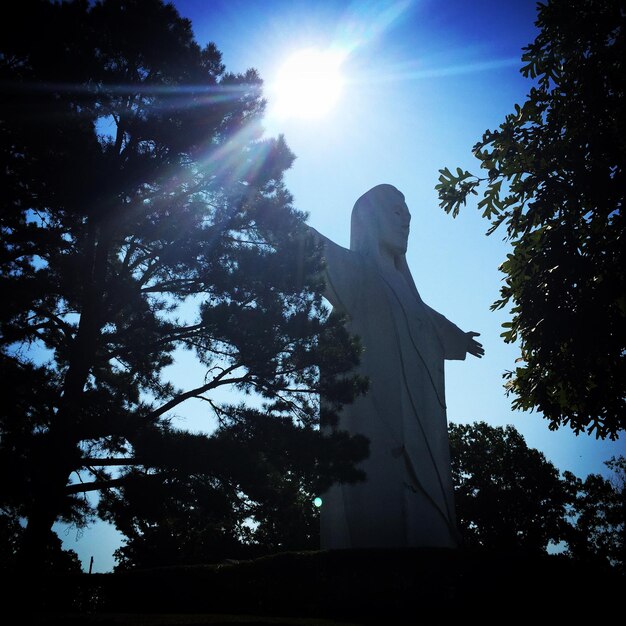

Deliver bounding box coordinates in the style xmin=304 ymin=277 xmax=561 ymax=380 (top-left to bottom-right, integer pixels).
xmin=19 ymin=217 xmax=111 ymax=569
xmin=18 ymin=441 xmax=80 ymax=570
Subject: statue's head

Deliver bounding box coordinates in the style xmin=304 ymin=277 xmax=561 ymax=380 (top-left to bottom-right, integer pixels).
xmin=350 ymin=184 xmax=411 ymax=259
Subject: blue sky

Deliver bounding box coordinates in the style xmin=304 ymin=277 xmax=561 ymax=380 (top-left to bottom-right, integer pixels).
xmin=57 ymin=0 xmax=625 ymax=571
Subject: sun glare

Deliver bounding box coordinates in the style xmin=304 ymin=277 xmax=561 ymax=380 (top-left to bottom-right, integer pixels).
xmin=271 ymin=48 xmax=345 ymax=120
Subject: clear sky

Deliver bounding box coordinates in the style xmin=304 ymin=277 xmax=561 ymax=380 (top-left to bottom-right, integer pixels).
xmin=57 ymin=0 xmax=625 ymax=572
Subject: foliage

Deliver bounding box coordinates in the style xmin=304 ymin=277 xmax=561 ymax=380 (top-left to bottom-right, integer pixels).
xmin=437 ymin=0 xmax=626 ymax=438
xmin=564 ymin=456 xmax=625 ymax=572
xmin=449 ymin=421 xmax=625 ymax=571
xmin=101 ymin=408 xmax=365 ymax=569
xmin=0 ymin=0 xmax=366 ymax=568
xmin=449 ymin=421 xmax=570 ymax=551
xmin=0 ymin=512 xmax=82 ymax=573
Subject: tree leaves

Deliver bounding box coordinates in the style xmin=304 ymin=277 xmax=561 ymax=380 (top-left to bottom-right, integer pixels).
xmin=450 ymin=422 xmax=625 ymax=572
xmin=436 ymin=167 xmax=480 ymax=218
xmin=437 ymin=0 xmax=626 ymax=438
xmin=449 ymin=421 xmax=570 ymax=552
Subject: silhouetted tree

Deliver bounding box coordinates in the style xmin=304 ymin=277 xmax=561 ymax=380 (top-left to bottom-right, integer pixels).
xmin=100 ymin=407 xmax=361 ymax=568
xmin=449 ymin=422 xmax=570 ymax=551
xmin=437 ymin=0 xmax=625 ymax=438
xmin=0 ymin=0 xmax=366 ymax=569
xmin=0 ymin=512 xmax=81 ymax=573
xmin=564 ymin=456 xmax=626 ymax=572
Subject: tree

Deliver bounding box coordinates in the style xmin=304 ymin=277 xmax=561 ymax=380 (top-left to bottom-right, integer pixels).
xmin=449 ymin=422 xmax=570 ymax=552
xmin=564 ymin=456 xmax=626 ymax=572
xmin=99 ymin=408 xmax=362 ymax=569
xmin=0 ymin=0 xmax=367 ymax=569
xmin=0 ymin=512 xmax=82 ymax=573
xmin=437 ymin=0 xmax=625 ymax=439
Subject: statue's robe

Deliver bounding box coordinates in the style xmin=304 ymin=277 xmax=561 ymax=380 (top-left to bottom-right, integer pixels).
xmin=320 ymin=238 xmax=467 ymax=548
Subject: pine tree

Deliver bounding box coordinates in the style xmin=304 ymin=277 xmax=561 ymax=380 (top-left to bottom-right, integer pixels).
xmin=0 ymin=0 xmax=366 ymax=568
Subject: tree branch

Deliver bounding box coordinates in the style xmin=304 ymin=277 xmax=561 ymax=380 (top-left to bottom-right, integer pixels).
xmin=141 ymin=278 xmax=200 ymax=293
xmin=146 ymin=365 xmax=250 ymax=421
xmin=81 ymin=458 xmax=139 ymax=467
xmin=66 ymin=476 xmax=130 ymax=494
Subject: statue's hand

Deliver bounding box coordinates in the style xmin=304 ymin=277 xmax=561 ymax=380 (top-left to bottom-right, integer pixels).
xmin=466 ymin=331 xmax=484 ymax=358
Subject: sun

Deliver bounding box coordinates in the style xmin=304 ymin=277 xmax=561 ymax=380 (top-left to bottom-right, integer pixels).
xmin=271 ymin=48 xmax=345 ymax=120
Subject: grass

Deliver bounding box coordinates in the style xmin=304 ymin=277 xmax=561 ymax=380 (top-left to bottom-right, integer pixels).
xmin=9 ymin=548 xmax=623 ymax=625
xmin=25 ymin=613 xmax=362 ymax=625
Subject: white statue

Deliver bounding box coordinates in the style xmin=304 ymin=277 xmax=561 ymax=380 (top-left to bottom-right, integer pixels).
xmin=312 ymin=184 xmax=483 ymax=549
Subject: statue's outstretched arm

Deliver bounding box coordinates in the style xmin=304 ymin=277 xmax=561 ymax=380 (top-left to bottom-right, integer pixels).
xmin=304 ymin=224 xmax=338 ymax=251
xmin=302 ymin=225 xmax=357 ymax=313
xmin=425 ymin=304 xmax=484 ymax=360
xmin=464 ymin=331 xmax=484 ymax=358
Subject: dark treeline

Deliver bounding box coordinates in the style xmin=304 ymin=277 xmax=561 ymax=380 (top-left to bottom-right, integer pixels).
xmin=450 ymin=422 xmax=625 ymax=573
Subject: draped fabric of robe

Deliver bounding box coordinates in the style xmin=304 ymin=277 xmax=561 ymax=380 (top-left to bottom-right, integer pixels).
xmin=320 ymin=237 xmax=467 ymax=549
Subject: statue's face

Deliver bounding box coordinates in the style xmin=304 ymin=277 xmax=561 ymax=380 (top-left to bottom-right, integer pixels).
xmin=376 ymin=190 xmax=411 ymax=256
